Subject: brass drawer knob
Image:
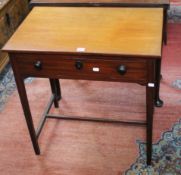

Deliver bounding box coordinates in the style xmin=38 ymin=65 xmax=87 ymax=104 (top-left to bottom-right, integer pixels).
xmin=117 ymin=65 xmax=127 ymax=75
xmin=34 ymin=61 xmax=42 ymax=70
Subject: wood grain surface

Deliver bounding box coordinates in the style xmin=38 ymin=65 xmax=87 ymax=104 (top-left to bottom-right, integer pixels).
xmin=13 ymin=53 xmax=147 ymax=83
xmin=3 ymin=7 xmax=163 ymax=57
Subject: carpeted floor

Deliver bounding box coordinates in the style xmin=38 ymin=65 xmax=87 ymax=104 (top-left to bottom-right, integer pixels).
xmin=0 ymin=23 xmax=181 ymax=175
xmin=169 ymin=0 xmax=181 ymax=22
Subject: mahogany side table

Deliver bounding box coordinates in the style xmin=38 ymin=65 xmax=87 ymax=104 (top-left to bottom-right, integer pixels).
xmin=3 ymin=7 xmax=164 ymax=165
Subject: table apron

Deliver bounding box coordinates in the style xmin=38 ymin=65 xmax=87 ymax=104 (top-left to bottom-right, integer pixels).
xmin=11 ymin=54 xmax=154 ymax=84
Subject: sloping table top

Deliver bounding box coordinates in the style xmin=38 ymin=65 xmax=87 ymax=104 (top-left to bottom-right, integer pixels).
xmin=3 ymin=7 xmax=163 ymax=57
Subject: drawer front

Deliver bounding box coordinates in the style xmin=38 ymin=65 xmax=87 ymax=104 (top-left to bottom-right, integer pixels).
xmin=16 ymin=55 xmax=147 ymax=83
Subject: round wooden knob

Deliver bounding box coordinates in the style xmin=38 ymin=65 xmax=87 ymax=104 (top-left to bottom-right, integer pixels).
xmin=117 ymin=65 xmax=127 ymax=75
xmin=34 ymin=61 xmax=42 ymax=70
xmin=75 ymin=61 xmax=83 ymax=70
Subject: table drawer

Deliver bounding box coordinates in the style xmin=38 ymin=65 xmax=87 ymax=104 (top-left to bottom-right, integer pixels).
xmin=16 ymin=55 xmax=147 ymax=83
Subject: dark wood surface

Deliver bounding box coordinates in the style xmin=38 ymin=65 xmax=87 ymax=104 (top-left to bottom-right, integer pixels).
xmin=3 ymin=7 xmax=164 ymax=165
xmin=30 ymin=0 xmax=170 ymax=7
xmin=12 ymin=53 xmax=148 ymax=84
xmin=146 ymin=59 xmax=155 ymax=165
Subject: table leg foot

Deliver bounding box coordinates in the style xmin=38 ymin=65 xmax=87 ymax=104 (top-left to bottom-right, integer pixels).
xmin=160 ymin=74 xmax=162 ymax=81
xmin=147 ymin=159 xmax=152 ymax=166
xmin=155 ymin=98 xmax=164 ymax=107
xmin=35 ymin=147 xmax=41 ymax=155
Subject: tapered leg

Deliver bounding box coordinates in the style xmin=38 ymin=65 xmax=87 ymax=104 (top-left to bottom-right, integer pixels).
xmin=49 ymin=79 xmax=61 ymax=108
xmin=146 ymin=85 xmax=155 ymax=165
xmin=146 ymin=60 xmax=157 ymax=165
xmin=10 ymin=55 xmax=40 ymax=154
xmin=13 ymin=76 xmax=40 ymax=154
xmin=155 ymin=59 xmax=163 ymax=107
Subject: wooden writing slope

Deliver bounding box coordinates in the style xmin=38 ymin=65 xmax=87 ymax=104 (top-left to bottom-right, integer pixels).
xmin=3 ymin=7 xmax=164 ymax=165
